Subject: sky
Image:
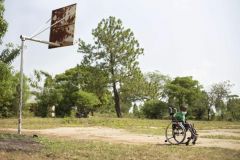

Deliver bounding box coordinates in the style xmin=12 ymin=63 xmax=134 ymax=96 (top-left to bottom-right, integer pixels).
xmin=2 ymin=0 xmax=240 ymax=95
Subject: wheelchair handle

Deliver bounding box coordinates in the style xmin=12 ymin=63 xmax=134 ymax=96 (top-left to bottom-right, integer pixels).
xmin=168 ymin=107 xmax=177 ymax=116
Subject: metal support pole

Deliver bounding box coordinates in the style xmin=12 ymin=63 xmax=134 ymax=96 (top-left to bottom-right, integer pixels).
xmin=17 ymin=35 xmax=59 ymax=134
xmin=24 ymin=37 xmax=60 ymax=47
xmin=18 ymin=35 xmax=25 ymax=134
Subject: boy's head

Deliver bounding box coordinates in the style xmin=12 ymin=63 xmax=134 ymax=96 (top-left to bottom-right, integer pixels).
xmin=180 ymin=105 xmax=187 ymax=112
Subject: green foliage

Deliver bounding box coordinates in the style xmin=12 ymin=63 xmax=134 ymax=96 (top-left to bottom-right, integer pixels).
xmin=56 ymin=65 xmax=111 ymax=117
xmin=120 ymin=101 xmax=132 ymax=113
xmin=35 ymin=89 xmax=62 ymax=117
xmin=166 ymin=76 xmax=203 ymax=108
xmin=97 ymin=93 xmax=115 ymax=113
xmin=0 ymin=62 xmax=14 ymax=117
xmin=132 ymin=103 xmax=143 ymax=118
xmin=75 ymin=65 xmax=111 ymax=111
xmin=0 ymin=0 xmax=8 ymax=43
xmin=120 ymin=69 xmax=147 ymax=102
xmin=190 ymin=91 xmax=209 ymax=120
xmin=120 ymin=70 xmax=171 ymax=109
xmin=141 ymin=100 xmax=167 ymax=119
xmin=227 ymin=97 xmax=240 ymax=120
xmin=13 ymin=72 xmax=30 ymax=115
xmin=30 ymin=70 xmax=63 ymax=117
xmin=0 ymin=2 xmax=28 ymax=117
xmin=0 ymin=62 xmax=29 ymax=117
xmin=144 ymin=71 xmax=171 ymax=100
xmin=0 ymin=43 xmax=20 ymax=64
xmin=73 ymin=90 xmax=101 ymax=117
xmin=31 ymin=65 xmax=111 ymax=117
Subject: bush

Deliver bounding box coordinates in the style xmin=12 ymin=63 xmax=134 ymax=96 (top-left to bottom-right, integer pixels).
xmin=73 ymin=91 xmax=101 ymax=118
xmin=191 ymin=107 xmax=206 ymax=120
xmin=141 ymin=100 xmax=167 ymax=119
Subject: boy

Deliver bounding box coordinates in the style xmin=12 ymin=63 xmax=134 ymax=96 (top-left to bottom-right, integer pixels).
xmin=174 ymin=105 xmax=198 ymax=145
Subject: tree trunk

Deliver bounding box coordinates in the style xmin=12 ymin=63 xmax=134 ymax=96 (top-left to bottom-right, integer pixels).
xmin=110 ymin=52 xmax=122 ymax=118
xmin=113 ymin=81 xmax=122 ymax=118
xmin=207 ymin=108 xmax=210 ymax=120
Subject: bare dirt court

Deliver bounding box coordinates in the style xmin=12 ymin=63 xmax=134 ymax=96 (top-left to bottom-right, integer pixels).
xmin=4 ymin=127 xmax=240 ymax=150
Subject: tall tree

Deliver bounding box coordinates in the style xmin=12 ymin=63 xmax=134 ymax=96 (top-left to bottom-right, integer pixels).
xmin=208 ymin=80 xmax=233 ymax=119
xmin=78 ymin=16 xmax=144 ymax=117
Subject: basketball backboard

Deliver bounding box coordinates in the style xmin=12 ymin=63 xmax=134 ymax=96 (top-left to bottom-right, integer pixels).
xmin=49 ymin=4 xmax=76 ymax=49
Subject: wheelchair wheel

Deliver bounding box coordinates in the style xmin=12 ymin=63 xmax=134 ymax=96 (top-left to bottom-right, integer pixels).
xmin=165 ymin=122 xmax=186 ymax=144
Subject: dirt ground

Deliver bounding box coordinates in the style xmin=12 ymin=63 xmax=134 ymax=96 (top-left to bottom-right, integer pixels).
xmin=2 ymin=127 xmax=240 ymax=150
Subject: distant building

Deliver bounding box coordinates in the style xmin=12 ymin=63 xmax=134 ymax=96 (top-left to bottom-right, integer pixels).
xmin=51 ymin=105 xmax=55 ymax=117
xmin=129 ymin=101 xmax=144 ymax=113
xmin=210 ymin=105 xmax=217 ymax=114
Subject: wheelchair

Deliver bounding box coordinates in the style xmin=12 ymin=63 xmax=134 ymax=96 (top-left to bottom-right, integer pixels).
xmin=165 ymin=107 xmax=198 ymax=145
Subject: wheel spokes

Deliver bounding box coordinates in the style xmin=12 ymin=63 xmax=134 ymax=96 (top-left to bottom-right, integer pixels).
xmin=165 ymin=122 xmax=186 ymax=144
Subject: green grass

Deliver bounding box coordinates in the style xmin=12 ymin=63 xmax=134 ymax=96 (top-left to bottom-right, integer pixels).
xmin=1 ymin=117 xmax=240 ymax=135
xmin=201 ymin=135 xmax=240 ymax=140
xmin=0 ymin=132 xmax=30 ymax=140
xmin=0 ymin=132 xmax=240 ymax=160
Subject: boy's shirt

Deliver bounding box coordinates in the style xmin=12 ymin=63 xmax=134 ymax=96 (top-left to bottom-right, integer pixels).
xmin=174 ymin=112 xmax=186 ymax=122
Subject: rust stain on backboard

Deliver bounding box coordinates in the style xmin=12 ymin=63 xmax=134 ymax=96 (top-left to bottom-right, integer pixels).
xmin=49 ymin=4 xmax=76 ymax=49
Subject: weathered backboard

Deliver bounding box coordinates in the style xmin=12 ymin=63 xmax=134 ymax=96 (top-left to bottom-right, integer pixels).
xmin=49 ymin=4 xmax=76 ymax=49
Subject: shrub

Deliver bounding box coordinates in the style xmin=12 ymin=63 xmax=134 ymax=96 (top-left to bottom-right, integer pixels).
xmin=73 ymin=91 xmax=101 ymax=118
xmin=141 ymin=100 xmax=167 ymax=119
